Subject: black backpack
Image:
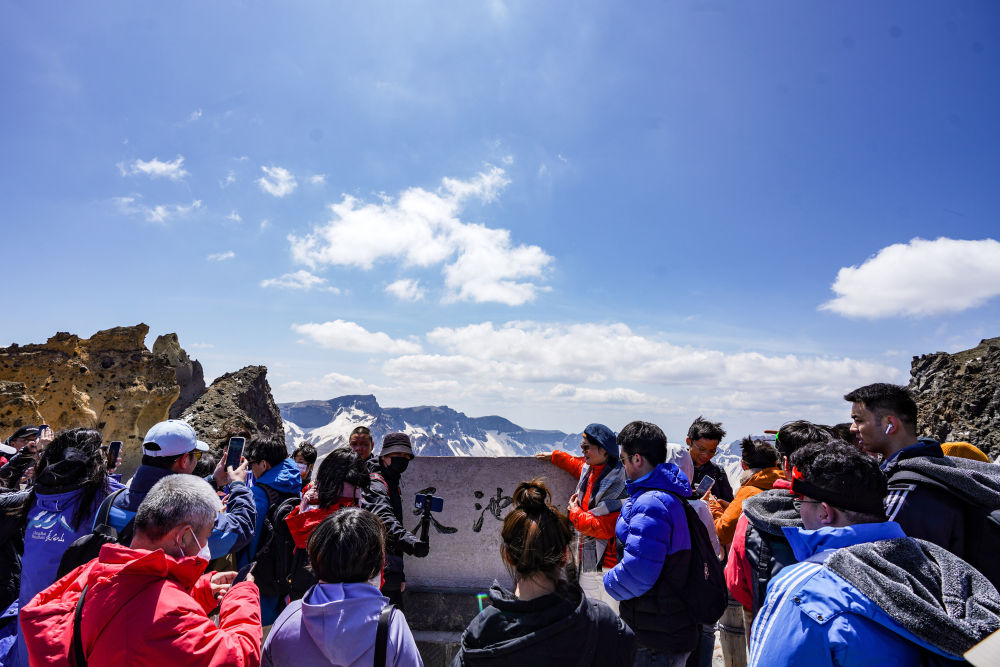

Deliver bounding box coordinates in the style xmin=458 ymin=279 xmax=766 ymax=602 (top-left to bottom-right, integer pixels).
xmin=249 ymin=486 xmax=300 ymax=598
xmin=57 ymin=488 xmax=134 ymax=579
xmin=890 ymin=468 xmax=1000 ymax=590
xmin=670 ymin=493 xmax=728 ymax=625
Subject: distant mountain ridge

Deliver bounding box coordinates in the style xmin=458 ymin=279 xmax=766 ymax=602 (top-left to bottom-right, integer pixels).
xmin=280 ymin=394 xmax=581 ymax=457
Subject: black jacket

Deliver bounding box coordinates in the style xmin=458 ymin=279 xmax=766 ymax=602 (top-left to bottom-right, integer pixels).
xmin=692 ymin=460 xmax=733 ymax=503
xmin=361 ymin=459 xmax=419 ymax=578
xmin=741 ymin=488 xmax=802 ymax=612
xmin=0 ymin=489 xmax=29 ymax=614
xmin=453 ymin=582 xmax=635 ymax=666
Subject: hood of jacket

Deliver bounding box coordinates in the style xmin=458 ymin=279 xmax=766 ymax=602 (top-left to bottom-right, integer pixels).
xmin=256 ymin=458 xmax=304 ymax=495
xmin=626 ymin=462 xmax=691 ymax=499
xmin=887 ymin=453 xmax=1000 ymax=508
xmin=298 ymin=582 xmax=391 ymax=664
xmin=742 ymin=487 xmax=802 ymax=537
xmin=824 ymin=532 xmax=1000 ymax=658
xmin=284 ymin=500 xmax=356 ymax=549
xmin=458 ymin=582 xmax=593 ymax=660
xmin=744 ymin=467 xmax=782 ymax=492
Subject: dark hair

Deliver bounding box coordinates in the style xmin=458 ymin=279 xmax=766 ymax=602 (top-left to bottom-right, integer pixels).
xmin=844 ymin=383 xmax=918 ymax=430
xmin=315 ymin=447 xmax=370 ymax=508
xmin=775 ymin=420 xmax=833 ymax=459
xmin=141 ymin=453 xmax=185 ymax=470
xmin=687 ymin=416 xmax=726 ymax=442
xmin=740 ymin=436 xmax=779 ymax=469
xmin=293 ymin=443 xmax=318 ymax=465
xmin=789 ymin=440 xmax=887 ymax=523
xmin=350 ymin=426 xmax=373 ymax=442
xmin=501 ymin=479 xmax=574 ymax=586
xmin=192 ymin=452 xmax=216 ymax=478
xmin=829 ymin=423 xmax=860 ymax=449
xmin=307 ymin=507 xmax=385 ymax=583
xmin=617 ymin=421 xmax=667 ymax=465
xmin=246 ymin=433 xmax=288 ymax=467
xmin=20 ymin=428 xmax=112 ymax=531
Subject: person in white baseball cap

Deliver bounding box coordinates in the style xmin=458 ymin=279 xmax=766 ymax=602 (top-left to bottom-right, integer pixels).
xmin=141 ymin=420 xmax=209 ymax=460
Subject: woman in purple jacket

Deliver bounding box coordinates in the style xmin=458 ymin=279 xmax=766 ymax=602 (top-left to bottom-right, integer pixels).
xmin=263 ymin=507 xmax=422 ymax=666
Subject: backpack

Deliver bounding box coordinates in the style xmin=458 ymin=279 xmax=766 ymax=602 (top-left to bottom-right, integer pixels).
xmin=57 ymin=488 xmax=134 ymax=579
xmin=249 ymin=486 xmax=300 ymax=598
xmin=745 ymin=525 xmax=797 ymax=613
xmin=670 ymin=493 xmax=728 ymax=625
xmin=889 ymin=468 xmax=1000 ymax=590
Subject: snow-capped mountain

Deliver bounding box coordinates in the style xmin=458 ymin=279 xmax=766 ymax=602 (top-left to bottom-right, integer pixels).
xmin=280 ymin=394 xmax=581 ymax=457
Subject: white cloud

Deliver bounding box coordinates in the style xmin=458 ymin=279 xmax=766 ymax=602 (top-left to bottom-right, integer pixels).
xmin=187 ymin=109 xmax=203 ymax=122
xmin=549 ymin=385 xmax=655 ymax=405
xmin=257 ymin=165 xmax=298 ymax=197
xmin=260 ymin=270 xmax=339 ymax=293
xmin=821 ymin=237 xmax=1000 ymax=318
xmin=188 ymin=342 xmax=214 ymax=349
xmin=292 ymin=320 xmax=422 ymax=355
xmin=113 ymin=195 xmax=202 ymax=223
xmin=118 ymin=155 xmax=188 ymax=181
xmin=280 ymin=371 xmax=370 ymax=396
xmin=309 ymin=174 xmax=326 ymax=185
xmin=226 ymin=210 xmax=242 ymax=223
xmin=287 ymin=165 xmax=552 ymax=305
xmin=207 ymin=250 xmax=235 ymax=261
xmin=385 ymin=278 xmax=425 ymax=301
xmin=220 ymin=170 xmax=236 ymax=188
xmin=259 ymin=219 xmax=271 ymax=232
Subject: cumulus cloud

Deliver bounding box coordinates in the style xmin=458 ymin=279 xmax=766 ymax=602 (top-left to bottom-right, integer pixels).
xmin=226 ymin=210 xmax=242 ymax=223
xmin=187 ymin=109 xmax=203 ymax=122
xmin=220 ymin=170 xmax=236 ymax=188
xmin=287 ymin=165 xmax=552 ymax=306
xmin=118 ymin=155 xmax=188 ymax=181
xmin=280 ymin=371 xmax=370 ymax=396
xmin=257 ymin=165 xmax=297 ymax=197
xmin=260 ymin=270 xmax=339 ymax=293
xmin=385 ymin=278 xmax=425 ymax=301
xmin=259 ymin=219 xmax=271 ymax=232
xmin=821 ymin=237 xmax=1000 ymax=318
xmin=309 ymin=174 xmax=326 ymax=185
xmin=292 ymin=320 xmax=422 ymax=355
xmin=113 ymin=195 xmax=202 ymax=223
xmin=549 ymin=385 xmax=655 ymax=405
xmin=206 ymin=250 xmax=235 ymax=261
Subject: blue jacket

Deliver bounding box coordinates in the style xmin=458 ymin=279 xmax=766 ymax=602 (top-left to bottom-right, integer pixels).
xmin=748 ymin=522 xmax=965 ymax=666
xmin=241 ymin=458 xmax=303 ymax=562
xmin=109 ymin=465 xmax=256 ymax=559
xmin=603 ymin=463 xmax=691 ymax=601
xmin=603 ymin=462 xmax=695 ymax=652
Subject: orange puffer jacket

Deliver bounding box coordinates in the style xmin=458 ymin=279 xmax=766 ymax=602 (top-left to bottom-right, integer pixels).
xmin=711 ymin=467 xmax=783 ymax=547
xmin=20 ymin=543 xmax=261 ymax=667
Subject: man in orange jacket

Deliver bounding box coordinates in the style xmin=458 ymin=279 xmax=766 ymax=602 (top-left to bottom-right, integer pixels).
xmin=20 ymin=474 xmax=261 ymax=667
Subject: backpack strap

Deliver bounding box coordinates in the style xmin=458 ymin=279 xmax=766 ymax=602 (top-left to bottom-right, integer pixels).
xmin=374 ymin=603 xmax=395 ymax=667
xmin=73 ymin=585 xmax=89 ymax=667
xmin=95 ymin=488 xmax=127 ymax=529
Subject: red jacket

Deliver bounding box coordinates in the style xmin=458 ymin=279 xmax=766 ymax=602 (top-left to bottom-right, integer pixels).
xmin=551 ymin=450 xmax=619 ymax=568
xmin=284 ymin=498 xmax=357 ymax=549
xmin=20 ymin=543 xmax=262 ymax=667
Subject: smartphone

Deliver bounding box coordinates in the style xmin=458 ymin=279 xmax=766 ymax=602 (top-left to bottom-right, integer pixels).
xmin=232 ymin=561 xmax=255 ymax=586
xmin=415 ymin=493 xmax=444 ymax=513
xmin=694 ymin=475 xmax=715 ymax=499
xmin=107 ymin=441 xmax=122 ymax=467
xmin=226 ymin=437 xmax=245 ymax=470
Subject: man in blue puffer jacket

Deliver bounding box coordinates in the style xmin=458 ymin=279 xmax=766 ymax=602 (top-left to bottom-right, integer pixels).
xmin=604 ymin=420 xmax=696 ymax=667
xmin=749 ymin=440 xmax=1000 ymax=666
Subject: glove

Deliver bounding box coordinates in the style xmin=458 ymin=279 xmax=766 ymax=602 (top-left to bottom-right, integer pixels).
xmin=412 ymin=540 xmax=429 ymax=558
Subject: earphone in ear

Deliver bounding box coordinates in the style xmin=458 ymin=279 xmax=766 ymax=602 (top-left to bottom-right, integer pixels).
xmin=884 ymin=423 xmax=893 ymax=435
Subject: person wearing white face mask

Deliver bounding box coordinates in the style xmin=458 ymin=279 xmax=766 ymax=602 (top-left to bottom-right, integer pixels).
xmin=21 ymin=474 xmax=263 ymax=666
xmin=292 ymin=443 xmax=318 ymax=483
xmin=280 ymin=447 xmax=371 ymax=600
xmin=263 ymin=507 xmax=423 ymax=667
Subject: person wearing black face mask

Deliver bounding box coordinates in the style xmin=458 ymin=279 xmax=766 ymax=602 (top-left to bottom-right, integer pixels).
xmin=360 ymin=432 xmax=428 ymax=609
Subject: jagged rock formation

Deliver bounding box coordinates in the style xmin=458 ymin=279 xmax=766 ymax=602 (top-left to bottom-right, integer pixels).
xmin=910 ymin=337 xmax=1000 ymax=459
xmin=0 ymin=325 xmax=181 ymax=472
xmin=181 ymin=366 xmax=284 ymax=447
xmin=152 ymin=333 xmax=206 ymax=418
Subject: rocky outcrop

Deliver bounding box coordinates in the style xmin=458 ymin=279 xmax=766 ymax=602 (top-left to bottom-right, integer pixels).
xmin=0 ymin=325 xmax=182 ymax=472
xmin=910 ymin=337 xmax=1000 ymax=459
xmin=181 ymin=365 xmax=284 ymax=447
xmin=152 ymin=333 xmax=206 ymax=418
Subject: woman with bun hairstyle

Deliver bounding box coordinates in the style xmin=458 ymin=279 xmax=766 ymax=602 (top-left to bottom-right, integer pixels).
xmin=453 ymin=479 xmax=636 ymax=666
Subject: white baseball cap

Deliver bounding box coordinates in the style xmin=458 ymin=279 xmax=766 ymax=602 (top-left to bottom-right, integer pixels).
xmin=142 ymin=420 xmax=209 ymax=457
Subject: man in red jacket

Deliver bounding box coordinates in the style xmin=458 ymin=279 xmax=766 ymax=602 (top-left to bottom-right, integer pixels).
xmin=20 ymin=474 xmax=262 ymax=667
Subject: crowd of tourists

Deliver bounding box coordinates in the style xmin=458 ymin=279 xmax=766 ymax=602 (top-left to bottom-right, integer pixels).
xmin=1 ymin=381 xmax=999 ymax=666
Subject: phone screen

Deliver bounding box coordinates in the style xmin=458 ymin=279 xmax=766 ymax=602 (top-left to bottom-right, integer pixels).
xmin=107 ymin=441 xmax=122 ymax=466
xmin=232 ymin=561 xmax=255 ymax=586
xmin=226 ymin=437 xmax=245 ymax=470
xmin=695 ymin=475 xmax=715 ymax=498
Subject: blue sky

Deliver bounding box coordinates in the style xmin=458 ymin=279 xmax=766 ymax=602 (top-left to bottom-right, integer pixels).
xmin=2 ymin=1 xmax=998 ymax=440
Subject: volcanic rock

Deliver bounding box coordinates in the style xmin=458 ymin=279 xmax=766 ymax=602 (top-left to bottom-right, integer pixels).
xmin=910 ymin=337 xmax=1000 ymax=459
xmin=181 ymin=365 xmax=284 ymax=448
xmin=152 ymin=333 xmax=206 ymax=418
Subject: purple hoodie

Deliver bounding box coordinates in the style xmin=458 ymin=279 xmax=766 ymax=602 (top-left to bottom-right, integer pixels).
xmin=263 ymin=581 xmax=423 ymax=666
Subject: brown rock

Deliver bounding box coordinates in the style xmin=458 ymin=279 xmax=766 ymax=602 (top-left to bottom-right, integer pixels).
xmin=181 ymin=365 xmax=284 ymax=448
xmin=910 ymin=337 xmax=1000 ymax=459
xmin=153 ymin=333 xmax=206 ymax=418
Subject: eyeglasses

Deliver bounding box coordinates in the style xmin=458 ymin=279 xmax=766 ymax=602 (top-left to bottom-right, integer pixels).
xmin=690 ymin=442 xmax=718 ymax=457
xmin=190 ymin=450 xmax=203 ymax=461
xmin=581 ymin=444 xmax=594 ymax=452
